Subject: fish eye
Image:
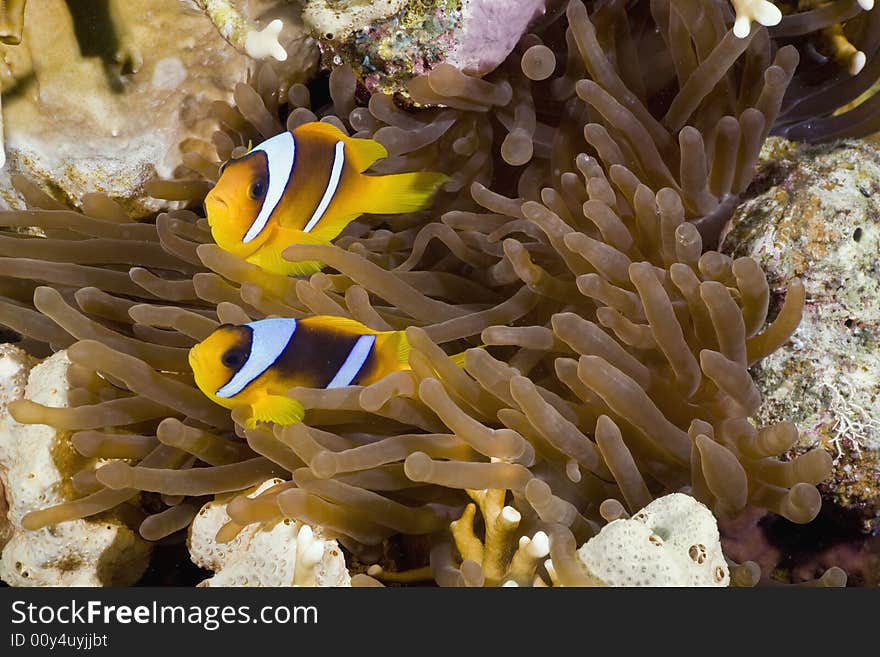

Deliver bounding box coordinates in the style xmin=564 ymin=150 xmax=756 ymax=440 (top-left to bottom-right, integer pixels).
xmin=221 ymin=348 xmax=247 ymax=369
xmin=248 ymin=178 xmax=267 ymax=200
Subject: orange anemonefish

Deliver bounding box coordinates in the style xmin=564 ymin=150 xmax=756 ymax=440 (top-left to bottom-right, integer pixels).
xmin=204 ymin=121 xmax=447 ymax=277
xmin=189 ymin=316 xmax=451 ymax=428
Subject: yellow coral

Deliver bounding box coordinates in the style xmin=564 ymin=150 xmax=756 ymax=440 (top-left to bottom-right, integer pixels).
xmin=798 ymin=0 xmax=870 ymax=75
xmin=450 ymin=489 xmax=551 ymax=587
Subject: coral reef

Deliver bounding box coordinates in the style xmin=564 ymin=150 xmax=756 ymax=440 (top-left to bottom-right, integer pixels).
xmin=0 ymin=0 xmax=877 ymax=587
xmin=721 ymin=137 xmax=880 ymax=530
xmin=303 ymin=0 xmax=550 ymax=95
xmin=189 ymin=478 xmax=351 ymax=586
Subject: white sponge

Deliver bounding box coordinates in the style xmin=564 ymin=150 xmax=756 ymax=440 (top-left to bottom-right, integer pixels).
xmin=189 ymin=479 xmax=351 ymax=587
xmin=577 ymin=493 xmax=729 ymax=587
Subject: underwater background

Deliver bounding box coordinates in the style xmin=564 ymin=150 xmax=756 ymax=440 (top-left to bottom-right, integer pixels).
xmin=0 ymin=0 xmax=878 ymax=587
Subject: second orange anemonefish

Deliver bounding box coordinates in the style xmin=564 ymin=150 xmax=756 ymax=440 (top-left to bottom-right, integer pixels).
xmin=204 ymin=121 xmax=447 ymax=277
xmin=188 ymin=315 xmax=465 ymax=429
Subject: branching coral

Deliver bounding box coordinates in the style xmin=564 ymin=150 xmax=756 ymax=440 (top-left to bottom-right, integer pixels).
xmin=188 ymin=0 xmax=288 ymax=62
xmin=446 ymin=488 xmax=551 ymax=586
xmin=0 ymin=0 xmax=873 ymax=586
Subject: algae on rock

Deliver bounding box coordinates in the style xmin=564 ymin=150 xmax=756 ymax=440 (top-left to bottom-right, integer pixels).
xmin=721 ymin=138 xmax=880 ymax=530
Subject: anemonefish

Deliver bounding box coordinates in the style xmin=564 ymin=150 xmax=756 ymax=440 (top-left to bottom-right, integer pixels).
xmin=189 ymin=316 xmax=428 ymax=428
xmin=204 ymin=121 xmax=447 ymax=277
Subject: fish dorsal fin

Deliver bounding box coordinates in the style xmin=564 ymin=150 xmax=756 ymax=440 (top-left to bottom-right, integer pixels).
xmin=303 ymin=315 xmax=375 ymax=336
xmin=344 ymin=136 xmax=388 ymax=172
xmin=296 ymin=121 xmax=388 ymax=172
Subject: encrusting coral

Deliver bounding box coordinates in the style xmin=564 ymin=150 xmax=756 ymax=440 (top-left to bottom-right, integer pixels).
xmin=0 ymin=0 xmax=876 ymax=587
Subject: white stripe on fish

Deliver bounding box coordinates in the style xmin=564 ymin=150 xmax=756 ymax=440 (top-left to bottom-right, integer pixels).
xmin=243 ymin=132 xmax=296 ymax=244
xmin=326 ymin=333 xmax=375 ymax=388
xmin=216 ymin=317 xmax=297 ymax=397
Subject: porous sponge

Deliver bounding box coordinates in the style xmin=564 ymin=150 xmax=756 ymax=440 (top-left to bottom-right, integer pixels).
xmin=0 ymin=347 xmax=151 ymax=586
xmin=189 ymin=478 xmax=351 ymax=587
xmin=577 ymin=493 xmax=730 ymax=587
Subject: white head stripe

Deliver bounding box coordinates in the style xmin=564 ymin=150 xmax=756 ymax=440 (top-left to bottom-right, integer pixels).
xmin=326 ymin=334 xmax=375 ymax=389
xmin=216 ymin=318 xmax=297 ymax=398
xmin=303 ymin=140 xmax=346 ymax=233
xmin=242 ymin=132 xmax=296 ymax=244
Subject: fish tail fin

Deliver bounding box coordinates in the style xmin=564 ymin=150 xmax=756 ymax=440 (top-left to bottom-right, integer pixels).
xmin=363 ymin=171 xmax=448 ymax=215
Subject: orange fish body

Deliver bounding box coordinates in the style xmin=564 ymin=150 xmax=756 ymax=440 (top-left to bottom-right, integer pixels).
xmin=205 ymin=122 xmax=447 ymax=276
xmin=188 ymin=315 xmax=413 ymax=428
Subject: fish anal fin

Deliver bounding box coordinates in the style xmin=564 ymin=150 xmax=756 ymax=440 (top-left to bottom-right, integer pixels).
xmin=251 ymin=394 xmax=305 ymax=426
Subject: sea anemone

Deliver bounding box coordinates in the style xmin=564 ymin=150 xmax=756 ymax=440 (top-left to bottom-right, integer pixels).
xmin=0 ymin=0 xmax=875 ymax=586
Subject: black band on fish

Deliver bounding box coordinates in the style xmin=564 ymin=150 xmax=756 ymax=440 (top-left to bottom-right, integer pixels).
xmin=303 ymin=140 xmax=345 ymax=234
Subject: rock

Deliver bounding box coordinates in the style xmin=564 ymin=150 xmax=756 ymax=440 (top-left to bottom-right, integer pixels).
xmin=576 ymin=493 xmax=729 ymax=586
xmin=0 ymin=343 xmax=32 ymax=551
xmin=303 ymin=0 xmax=549 ymax=95
xmin=720 ymin=138 xmax=880 ymax=530
xmin=189 ymin=479 xmax=351 ymax=587
xmin=0 ymin=0 xmax=255 ymax=216
xmin=0 ymin=347 xmax=151 ymax=586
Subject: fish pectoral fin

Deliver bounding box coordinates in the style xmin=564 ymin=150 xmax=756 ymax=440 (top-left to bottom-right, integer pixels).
xmin=247 ymin=231 xmax=325 ymax=278
xmin=251 ymin=395 xmax=305 ymax=426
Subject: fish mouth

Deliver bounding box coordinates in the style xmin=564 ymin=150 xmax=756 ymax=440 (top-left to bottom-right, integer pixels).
xmin=204 ymin=193 xmax=229 ymax=224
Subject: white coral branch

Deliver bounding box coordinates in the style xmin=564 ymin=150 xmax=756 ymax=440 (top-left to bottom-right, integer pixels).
xmin=730 ymin=0 xmax=783 ymax=38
